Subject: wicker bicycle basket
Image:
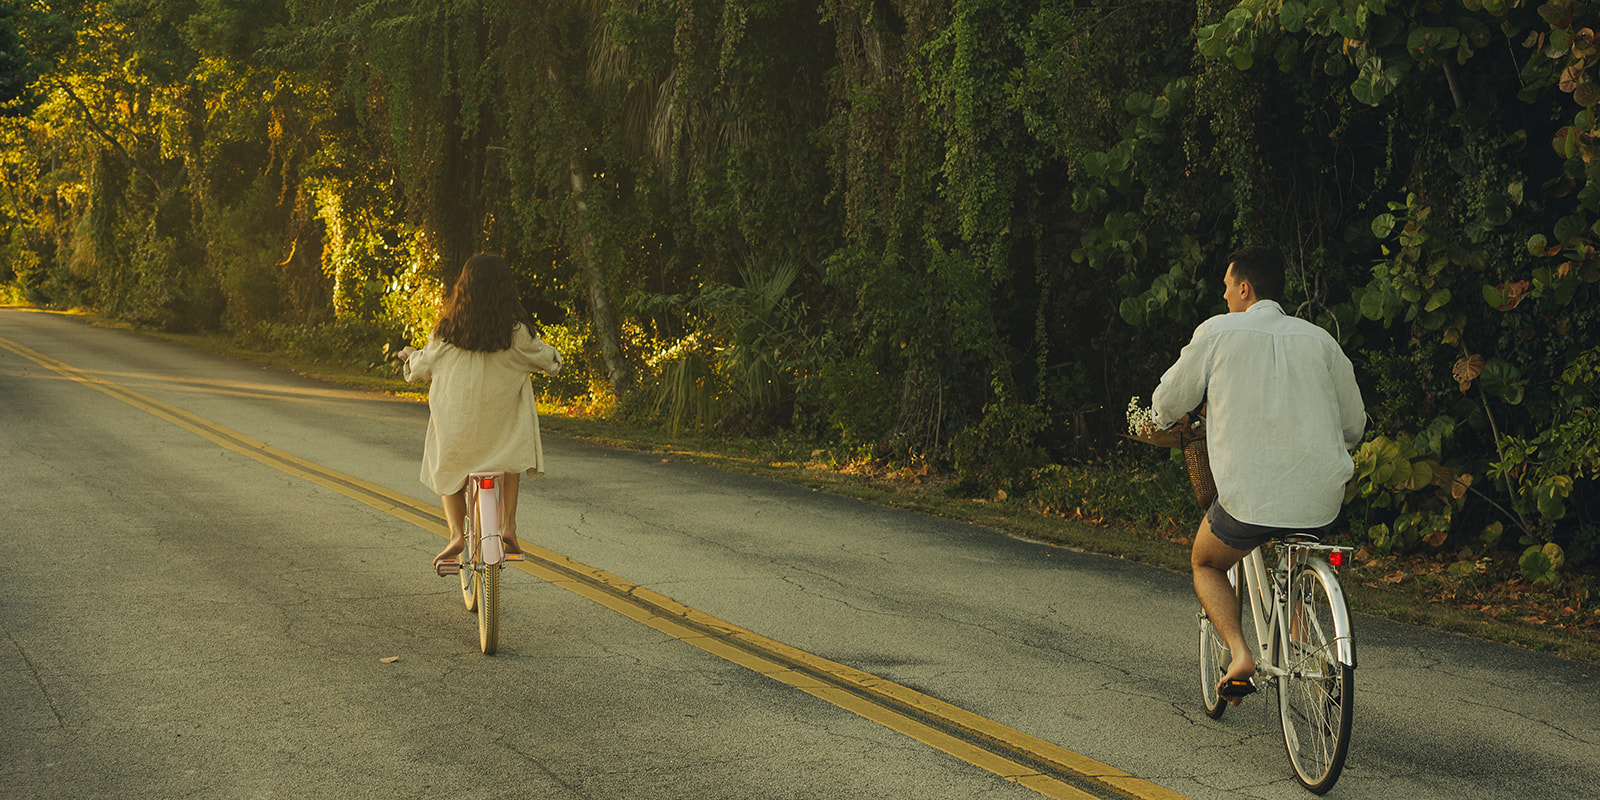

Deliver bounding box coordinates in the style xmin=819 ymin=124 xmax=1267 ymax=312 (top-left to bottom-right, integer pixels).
xmin=1126 ymin=425 xmax=1217 ymax=510
xmin=1184 ymin=436 xmax=1217 ymax=510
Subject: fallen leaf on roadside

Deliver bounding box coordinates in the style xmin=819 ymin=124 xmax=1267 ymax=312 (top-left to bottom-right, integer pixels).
xmin=380 ymin=656 xmax=400 ymax=664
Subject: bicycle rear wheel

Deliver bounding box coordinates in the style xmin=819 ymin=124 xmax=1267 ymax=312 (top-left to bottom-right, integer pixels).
xmin=1279 ymin=564 xmax=1354 ymax=794
xmin=477 ymin=563 xmax=499 ymax=654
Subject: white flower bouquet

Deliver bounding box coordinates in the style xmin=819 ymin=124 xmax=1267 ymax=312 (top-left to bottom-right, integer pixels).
xmin=1125 ymin=395 xmax=1201 ymax=447
xmin=1125 ymin=395 xmax=1214 ymax=508
xmin=1126 ymin=396 xmax=1157 ymax=437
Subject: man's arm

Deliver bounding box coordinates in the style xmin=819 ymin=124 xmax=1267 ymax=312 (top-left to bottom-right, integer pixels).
xmin=1332 ymin=348 xmax=1366 ymax=450
xmin=1151 ymin=323 xmax=1210 ymax=429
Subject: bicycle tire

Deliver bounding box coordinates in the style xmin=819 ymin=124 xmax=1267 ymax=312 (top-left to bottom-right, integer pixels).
xmin=461 ymin=486 xmax=479 ymax=612
xmin=478 ymin=563 xmax=499 ymax=654
xmin=1198 ymin=614 xmax=1230 ymax=719
xmin=1278 ymin=564 xmax=1354 ymax=794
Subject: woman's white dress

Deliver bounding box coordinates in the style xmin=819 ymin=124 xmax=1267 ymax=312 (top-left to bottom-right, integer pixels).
xmin=403 ymin=323 xmax=562 ymax=495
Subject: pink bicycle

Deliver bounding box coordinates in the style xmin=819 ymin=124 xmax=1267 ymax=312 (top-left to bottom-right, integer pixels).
xmin=436 ymin=472 xmax=524 ymax=653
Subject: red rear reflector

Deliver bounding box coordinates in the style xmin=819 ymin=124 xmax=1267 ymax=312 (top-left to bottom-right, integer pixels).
xmin=1329 ymin=552 xmax=1345 ymax=568
xmin=481 ymin=477 xmax=495 ymax=489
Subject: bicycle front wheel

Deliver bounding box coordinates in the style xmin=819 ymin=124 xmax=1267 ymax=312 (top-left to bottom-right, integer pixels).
xmin=1278 ymin=564 xmax=1354 ymax=794
xmin=477 ymin=563 xmax=500 ymax=654
xmin=1198 ymin=612 xmax=1231 ymax=719
xmin=1198 ymin=563 xmax=1242 ymax=719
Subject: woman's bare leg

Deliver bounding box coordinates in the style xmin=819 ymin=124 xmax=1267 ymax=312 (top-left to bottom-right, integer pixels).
xmin=500 ymin=472 xmax=522 ymax=554
xmin=436 ymin=489 xmax=467 ymax=564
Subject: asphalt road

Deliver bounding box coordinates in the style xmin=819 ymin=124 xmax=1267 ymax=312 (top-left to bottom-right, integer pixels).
xmin=1 ymin=307 xmax=1595 ymax=800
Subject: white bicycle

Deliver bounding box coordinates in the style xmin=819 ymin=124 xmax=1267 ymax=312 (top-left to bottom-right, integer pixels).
xmin=1199 ymin=534 xmax=1356 ymax=794
xmin=436 ymin=472 xmax=523 ymax=654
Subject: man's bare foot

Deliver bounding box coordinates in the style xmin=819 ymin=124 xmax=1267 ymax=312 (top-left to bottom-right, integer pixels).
xmin=1218 ymin=659 xmax=1258 ymax=706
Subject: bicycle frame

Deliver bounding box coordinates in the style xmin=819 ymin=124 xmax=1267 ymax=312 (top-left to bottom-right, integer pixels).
xmin=1235 ymin=541 xmax=1357 ymax=677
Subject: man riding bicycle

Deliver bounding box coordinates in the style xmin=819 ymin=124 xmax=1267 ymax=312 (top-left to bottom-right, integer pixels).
xmin=1151 ymin=247 xmax=1366 ymax=704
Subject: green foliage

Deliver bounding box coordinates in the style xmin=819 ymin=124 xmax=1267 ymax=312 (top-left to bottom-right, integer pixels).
xmin=2 ymin=0 xmax=1597 ymax=583
xmin=532 ymin=322 xmax=600 ymax=403
xmin=0 ymin=2 xmax=40 ymax=116
xmin=1031 ymin=453 xmax=1204 ymax=531
xmin=1187 ymin=0 xmax=1600 ymax=583
xmin=651 ymin=341 xmax=724 ymax=437
xmin=1521 ymin=542 xmax=1567 ymax=585
xmin=816 ymin=348 xmax=896 ymax=449
xmin=1486 ymin=347 xmax=1600 ymax=537
xmin=697 ymin=258 xmax=811 ymax=421
xmin=251 ymin=317 xmax=404 ymax=363
xmin=1347 ymin=432 xmax=1459 ymax=554
xmin=631 ymin=256 xmax=819 ymax=434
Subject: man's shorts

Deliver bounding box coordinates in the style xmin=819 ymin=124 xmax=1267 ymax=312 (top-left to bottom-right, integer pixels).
xmin=1205 ymin=502 xmax=1331 ymax=552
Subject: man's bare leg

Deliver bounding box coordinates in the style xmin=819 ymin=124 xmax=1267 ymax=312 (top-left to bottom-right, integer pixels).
xmin=500 ymin=472 xmax=522 ymax=554
xmin=1192 ymin=516 xmax=1255 ymax=705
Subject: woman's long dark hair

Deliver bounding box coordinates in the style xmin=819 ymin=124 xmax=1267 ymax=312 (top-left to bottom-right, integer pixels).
xmin=433 ymin=254 xmax=537 ymax=352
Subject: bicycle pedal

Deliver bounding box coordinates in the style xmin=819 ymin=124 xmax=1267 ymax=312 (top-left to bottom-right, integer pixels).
xmin=503 ymin=553 xmax=526 ymax=563
xmin=434 ymin=559 xmax=460 ymax=577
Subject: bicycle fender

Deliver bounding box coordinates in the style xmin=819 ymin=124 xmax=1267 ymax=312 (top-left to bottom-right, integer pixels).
xmin=1305 ymin=559 xmax=1357 ymax=669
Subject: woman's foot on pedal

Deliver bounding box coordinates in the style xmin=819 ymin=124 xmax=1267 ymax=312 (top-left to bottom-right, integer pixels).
xmin=433 ymin=539 xmax=465 ymax=575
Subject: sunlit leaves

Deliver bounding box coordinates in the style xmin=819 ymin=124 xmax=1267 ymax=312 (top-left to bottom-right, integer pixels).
xmin=1520 ymin=542 xmax=1566 ymax=583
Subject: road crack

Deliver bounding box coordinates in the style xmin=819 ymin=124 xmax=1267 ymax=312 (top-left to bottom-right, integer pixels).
xmin=4 ymin=628 xmax=68 ymax=728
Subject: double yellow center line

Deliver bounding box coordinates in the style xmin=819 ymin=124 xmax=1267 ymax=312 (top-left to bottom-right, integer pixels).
xmin=0 ymin=332 xmax=1190 ymax=800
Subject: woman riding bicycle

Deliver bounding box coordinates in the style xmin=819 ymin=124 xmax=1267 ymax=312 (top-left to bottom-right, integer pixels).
xmin=397 ymin=253 xmax=563 ymax=574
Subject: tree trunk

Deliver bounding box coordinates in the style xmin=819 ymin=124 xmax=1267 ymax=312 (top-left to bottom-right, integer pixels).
xmin=569 ymin=163 xmax=634 ymax=395
xmin=428 ymin=101 xmax=486 ymax=288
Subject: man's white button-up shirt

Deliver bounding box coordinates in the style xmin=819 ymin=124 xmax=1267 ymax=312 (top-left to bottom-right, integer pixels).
xmin=1153 ymin=300 xmax=1366 ymax=529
